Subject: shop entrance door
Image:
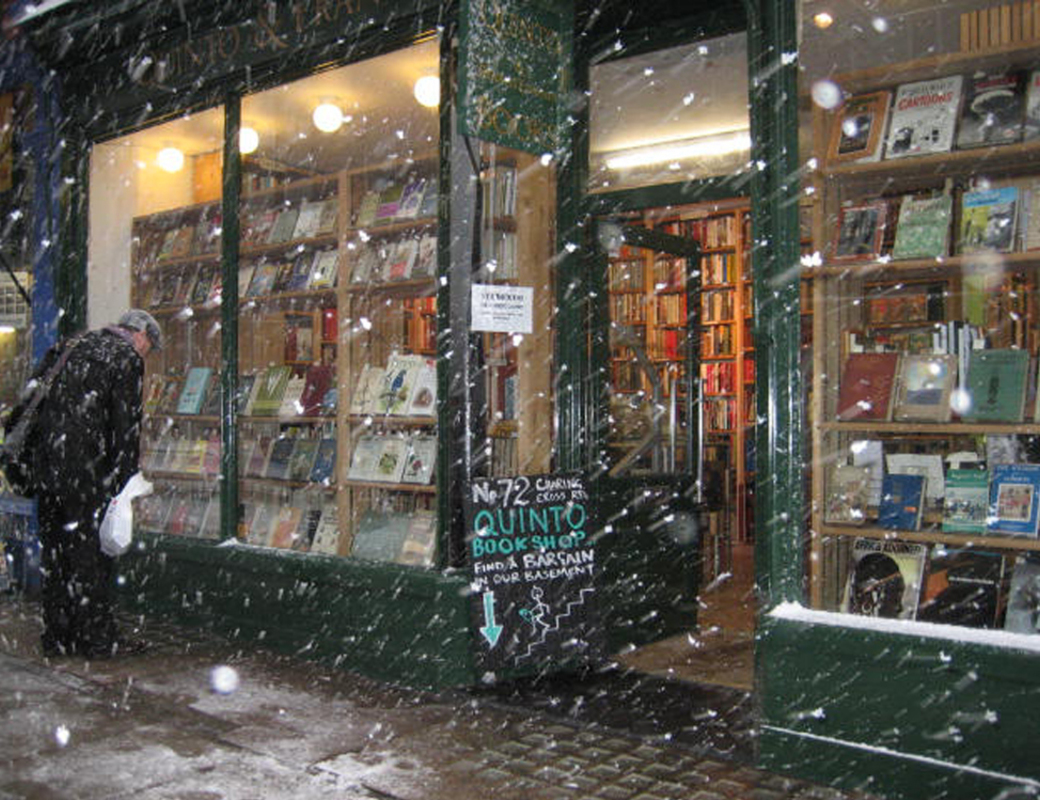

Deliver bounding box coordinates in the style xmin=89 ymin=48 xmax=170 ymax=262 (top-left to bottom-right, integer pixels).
xmin=589 ymin=221 xmax=707 ymax=653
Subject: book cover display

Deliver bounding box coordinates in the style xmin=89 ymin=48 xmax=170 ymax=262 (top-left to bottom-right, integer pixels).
xmin=959 ymin=186 xmax=1019 ymax=254
xmin=842 ymin=538 xmax=929 ymax=620
xmin=955 ymin=71 xmax=1025 ymax=148
xmin=828 ymin=91 xmax=890 ymax=163
xmin=836 ymin=353 xmax=900 ymax=422
xmin=892 ymin=354 xmax=956 ymax=423
xmin=891 ymin=194 xmax=953 ymax=259
xmin=988 ymin=463 xmax=1040 ymax=537
xmin=918 ymin=548 xmax=1007 ymax=628
xmin=963 ymin=348 xmax=1030 ymax=422
xmin=832 ymin=201 xmax=887 ymax=260
xmin=884 ymin=75 xmax=963 ymax=159
xmin=824 ymin=464 xmax=873 ymax=525
xmin=942 ymin=468 xmax=989 ymax=534
xmin=877 ymin=473 xmax=926 ymax=531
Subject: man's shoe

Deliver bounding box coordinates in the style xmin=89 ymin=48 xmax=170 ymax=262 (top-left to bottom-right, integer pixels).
xmin=112 ymin=636 xmax=149 ymax=656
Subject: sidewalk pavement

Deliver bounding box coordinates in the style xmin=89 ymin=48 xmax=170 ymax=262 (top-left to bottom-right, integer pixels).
xmin=0 ymin=598 xmax=883 ymax=800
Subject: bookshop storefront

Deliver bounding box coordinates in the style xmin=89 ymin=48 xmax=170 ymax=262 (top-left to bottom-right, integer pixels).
xmin=13 ymin=0 xmax=1040 ymax=797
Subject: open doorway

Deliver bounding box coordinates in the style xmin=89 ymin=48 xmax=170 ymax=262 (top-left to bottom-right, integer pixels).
xmin=595 ymin=202 xmax=756 ymax=693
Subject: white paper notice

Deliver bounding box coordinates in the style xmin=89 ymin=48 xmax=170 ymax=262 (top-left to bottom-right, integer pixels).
xmin=471 ymin=284 xmax=533 ymax=333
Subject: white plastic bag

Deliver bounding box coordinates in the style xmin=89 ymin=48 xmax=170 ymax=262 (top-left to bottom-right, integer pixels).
xmin=99 ymin=472 xmax=153 ymax=557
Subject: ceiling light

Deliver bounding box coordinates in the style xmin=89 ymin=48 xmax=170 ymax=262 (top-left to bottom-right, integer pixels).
xmin=813 ymin=11 xmax=834 ymax=29
xmin=156 ymin=145 xmax=185 ymax=173
xmin=312 ymin=101 xmax=344 ymax=133
xmin=604 ymin=130 xmax=751 ymax=170
xmin=413 ymin=75 xmax=440 ymax=108
xmin=239 ymin=126 xmax=259 ymax=154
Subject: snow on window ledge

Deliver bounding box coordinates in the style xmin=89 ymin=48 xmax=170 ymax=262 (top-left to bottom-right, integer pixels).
xmin=768 ymin=601 xmax=1040 ymax=654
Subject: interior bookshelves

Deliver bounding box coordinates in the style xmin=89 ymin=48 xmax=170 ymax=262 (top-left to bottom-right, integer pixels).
xmin=130 ymin=145 xmax=552 ymax=566
xmin=606 ymin=203 xmax=756 ymax=548
xmin=810 ymin=45 xmax=1040 ymax=612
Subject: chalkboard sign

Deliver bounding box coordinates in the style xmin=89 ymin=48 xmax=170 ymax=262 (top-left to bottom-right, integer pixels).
xmin=467 ymin=473 xmax=602 ymax=674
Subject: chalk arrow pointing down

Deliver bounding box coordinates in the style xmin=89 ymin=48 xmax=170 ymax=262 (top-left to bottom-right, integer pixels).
xmin=480 ymin=591 xmax=503 ymax=648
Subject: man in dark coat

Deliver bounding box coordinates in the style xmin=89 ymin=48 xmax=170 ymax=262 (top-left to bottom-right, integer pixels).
xmin=30 ymin=309 xmax=162 ymax=658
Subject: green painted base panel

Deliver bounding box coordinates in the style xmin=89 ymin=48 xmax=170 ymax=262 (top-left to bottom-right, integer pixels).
xmin=758 ymin=615 xmax=1040 ymax=800
xmin=118 ymin=534 xmax=478 ymax=689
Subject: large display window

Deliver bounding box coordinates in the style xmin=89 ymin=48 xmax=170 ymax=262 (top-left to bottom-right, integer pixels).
xmin=90 ymin=107 xmax=226 ymax=545
xmin=799 ymin=1 xmax=1040 ymax=636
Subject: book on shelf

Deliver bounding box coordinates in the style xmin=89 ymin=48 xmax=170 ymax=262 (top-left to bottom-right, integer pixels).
xmin=275 ymin=260 xmax=299 ymax=294
xmin=883 ymin=75 xmax=963 ymax=159
xmin=399 ymin=510 xmax=437 ymax=567
xmin=401 ymin=435 xmax=437 ymax=485
xmin=291 ymin=200 xmax=324 ymax=240
xmin=244 ymin=501 xmax=276 ymax=547
xmin=405 ymin=358 xmax=437 ymax=416
xmin=243 ymin=208 xmax=280 ymax=248
xmin=963 ymin=348 xmax=1031 ymax=422
xmin=246 ymin=261 xmax=280 ymax=297
xmin=310 ymin=502 xmax=341 ymax=556
xmin=308 ymin=249 xmax=338 ymax=290
xmin=193 ymin=209 xmax=222 ymax=255
xmin=824 ymin=464 xmax=873 ymax=525
xmin=397 ymin=177 xmax=427 ymax=219
xmin=299 ymin=364 xmax=334 ymax=417
xmin=886 ymin=452 xmax=945 ymax=504
xmin=386 ymin=238 xmax=418 ymax=280
xmin=1004 ymin=555 xmax=1040 ymax=633
xmin=988 ymin=463 xmax=1040 ymax=537
xmin=890 ymin=194 xmax=953 ymax=260
xmin=346 ymin=433 xmax=384 ymax=481
xmin=877 ymin=472 xmax=926 ymax=531
xmin=165 ymin=495 xmax=192 ymax=537
xmin=355 ymin=190 xmax=381 ymax=227
xmin=1024 ymin=69 xmax=1040 ymax=142
xmin=419 ymin=185 xmax=438 ymax=218
xmin=250 ymin=365 xmax=293 ymax=416
xmin=143 ymin=375 xmax=165 ymax=414
xmin=852 ymin=438 xmax=885 ymax=508
xmin=203 ymin=435 xmax=220 ymax=478
xmin=245 ymin=435 xmax=273 ymax=478
xmin=199 ymin=494 xmax=221 ymax=540
xmin=160 ymin=225 xmax=195 ymax=260
xmin=841 ymin=538 xmax=928 ymax=620
xmin=309 ymin=437 xmax=337 ymax=484
xmin=955 ymin=71 xmax=1026 ymax=149
xmin=288 ymin=438 xmax=319 ymax=482
xmin=175 ymin=366 xmax=213 ymax=415
xmin=373 ymin=436 xmax=410 ymax=483
xmin=959 ymin=185 xmax=1019 ymax=254
xmin=279 ymin=252 xmax=311 ymax=292
xmin=348 ymin=243 xmax=379 ymax=284
xmin=349 ymin=364 xmax=386 ymax=415
xmin=892 ymin=353 xmax=956 ymax=423
xmin=155 ymin=376 xmax=184 ymax=415
xmin=267 ymin=207 xmax=300 ymax=244
xmin=376 ymin=184 xmax=404 ymax=220
xmin=277 ymin=374 xmax=307 ymax=418
xmin=172 ymin=267 xmax=196 ymax=306
xmin=835 ymin=352 xmax=900 ymax=422
xmin=351 ymin=510 xmax=411 ymax=562
xmin=413 ymin=235 xmax=438 ymax=278
xmin=832 ymin=201 xmax=887 ymax=261
xmin=942 ymin=468 xmax=990 ymax=534
xmin=236 ymin=374 xmax=257 ymax=414
xmin=264 ymin=437 xmax=297 ymax=481
xmin=315 ymin=197 xmax=339 ymax=237
xmin=827 ymin=90 xmax=890 ymax=163
xmin=917 ymin=548 xmax=1007 ymax=628
xmin=269 ymin=506 xmax=305 ymax=550
xmin=378 ymin=353 xmax=423 ymax=415
xmin=284 ymin=313 xmax=315 ymax=364
xmin=1019 ymin=179 xmax=1040 ymax=251
xmin=190 ymin=269 xmax=216 ymax=306
xmin=237 ymin=265 xmax=255 ymax=298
